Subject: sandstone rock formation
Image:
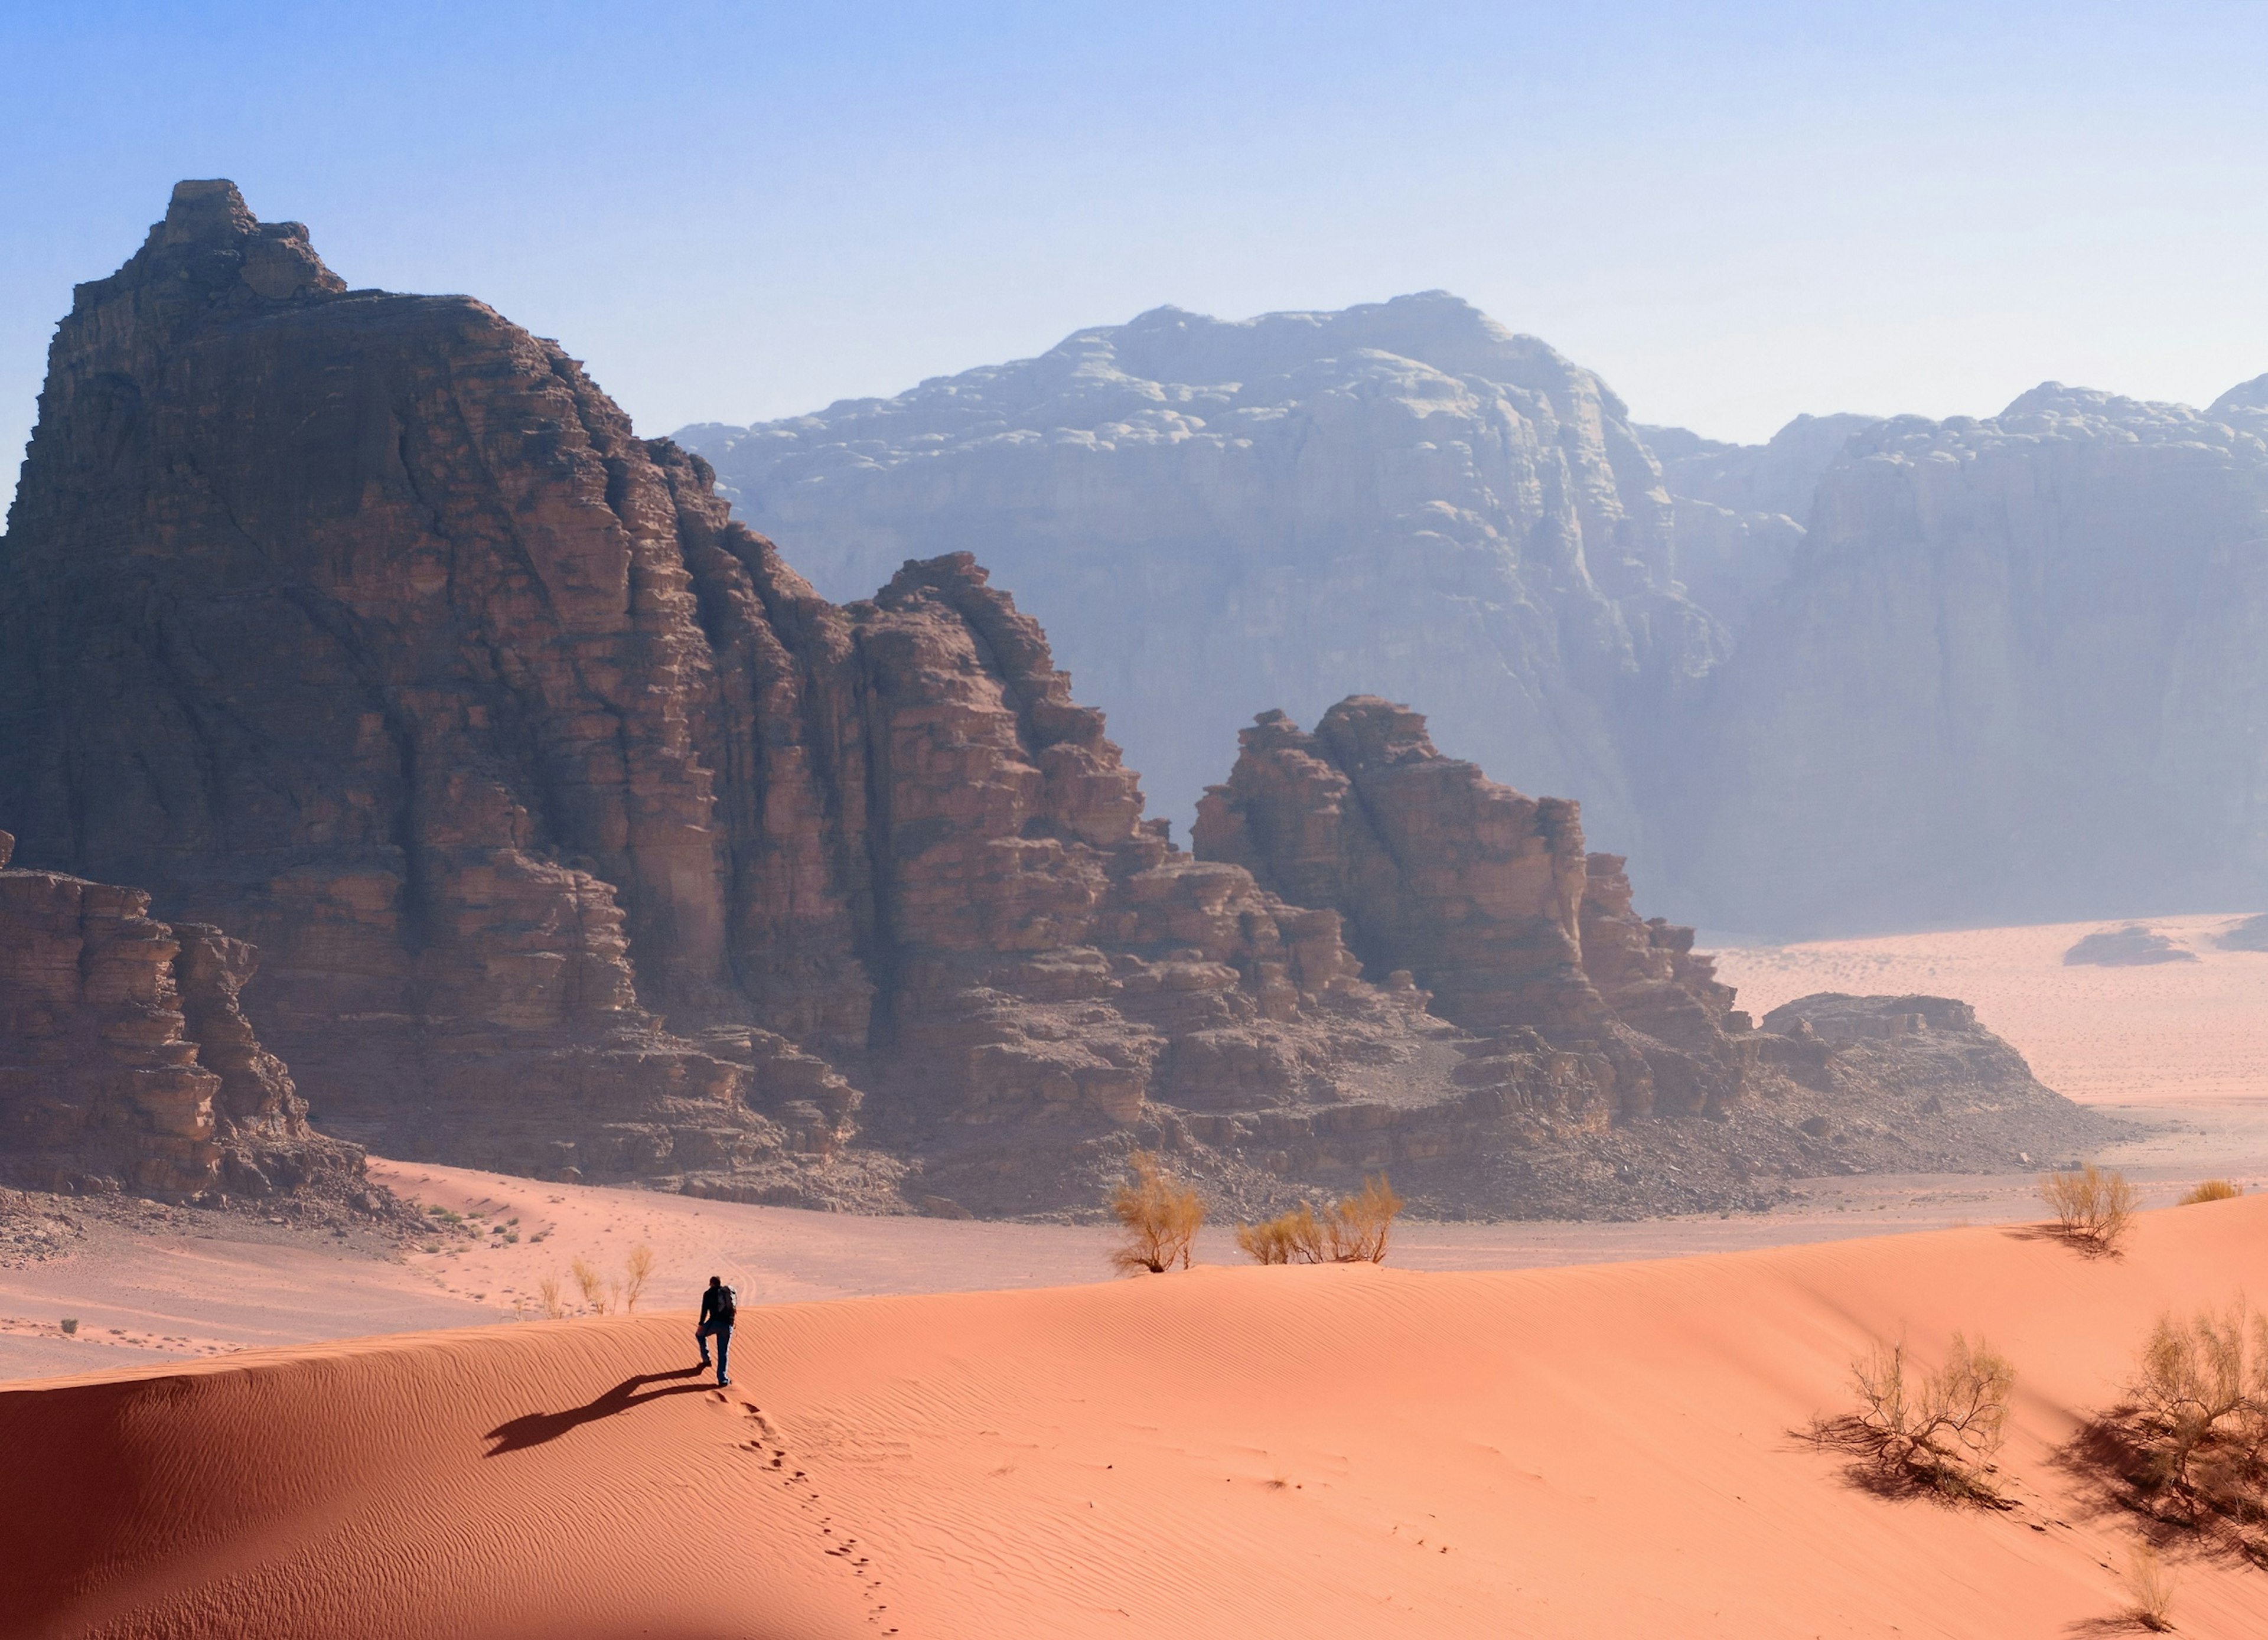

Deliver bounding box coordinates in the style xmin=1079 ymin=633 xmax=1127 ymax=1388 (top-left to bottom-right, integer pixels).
xmin=0 ymin=184 xmax=2114 ymax=1217
xmin=678 ymin=293 xmax=1724 ymax=855
xmin=2218 ymin=914 xmax=2268 ymax=953
xmin=0 ymin=182 xmax=1439 ymax=1208
xmin=1188 ymin=702 xmax=2111 ymax=1215
xmin=690 ymin=303 xmax=2268 ymax=936
xmin=2062 ymin=926 xmax=2198 ymax=967
xmin=0 ymin=828 xmax=363 ymax=1199
xmin=1663 ymin=385 xmax=2268 ymax=933
xmin=1195 ymin=697 xmax=1749 ymax=1120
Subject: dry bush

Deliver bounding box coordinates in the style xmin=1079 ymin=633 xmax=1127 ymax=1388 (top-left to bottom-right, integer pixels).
xmin=1328 ymin=1175 xmax=1405 ymax=1263
xmin=1110 ymin=1151 xmax=1205 ymax=1274
xmin=571 ymin=1256 xmax=608 ymax=1313
xmin=2124 ymin=1299 xmax=2268 ymax=1521
xmin=1826 ymin=1332 xmax=2016 ymax=1501
xmin=623 ymin=1244 xmax=656 ymax=1311
xmin=2039 ymin=1163 xmax=2139 ymax=1251
xmin=2178 ymin=1179 xmax=2243 ymax=1205
xmin=2124 ymin=1541 xmax=2178 ymax=1631
xmin=1235 ymin=1175 xmax=1405 ymax=1266
xmin=537 ymin=1276 xmax=563 ymax=1319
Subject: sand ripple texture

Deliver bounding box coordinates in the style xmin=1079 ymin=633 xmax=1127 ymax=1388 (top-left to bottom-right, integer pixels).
xmin=8 ymin=1198 xmax=2268 ymax=1636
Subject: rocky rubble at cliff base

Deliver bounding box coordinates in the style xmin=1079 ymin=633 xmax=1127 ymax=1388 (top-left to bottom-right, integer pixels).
xmin=0 ymin=182 xmax=2111 ymax=1220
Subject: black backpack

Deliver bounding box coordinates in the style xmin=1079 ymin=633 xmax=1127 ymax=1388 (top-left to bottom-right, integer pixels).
xmin=713 ymin=1283 xmax=737 ymax=1325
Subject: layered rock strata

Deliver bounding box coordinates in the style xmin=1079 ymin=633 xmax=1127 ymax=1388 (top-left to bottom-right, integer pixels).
xmin=1665 ymin=386 xmax=2268 ymax=931
xmin=0 ymin=182 xmax=1431 ymax=1203
xmin=0 ymin=183 xmax=2114 ymax=1215
xmin=1193 ymin=697 xmax=1751 ymax=1125
xmin=0 ymin=828 xmax=363 ymax=1198
xmin=679 ymin=292 xmax=1725 ymax=855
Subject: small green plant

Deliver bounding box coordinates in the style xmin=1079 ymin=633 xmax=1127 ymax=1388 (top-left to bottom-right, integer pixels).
xmin=58 ymin=1318 xmax=77 ymax=1336
xmin=1109 ymin=1151 xmax=1206 ymax=1274
xmin=2178 ymin=1179 xmax=2243 ymax=1205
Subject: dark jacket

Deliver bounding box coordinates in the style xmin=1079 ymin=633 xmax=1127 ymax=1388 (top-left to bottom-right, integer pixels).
xmin=699 ymin=1284 xmax=736 ymax=1328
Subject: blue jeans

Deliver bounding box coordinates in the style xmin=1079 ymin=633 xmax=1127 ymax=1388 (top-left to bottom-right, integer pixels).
xmin=696 ymin=1322 xmax=732 ymax=1384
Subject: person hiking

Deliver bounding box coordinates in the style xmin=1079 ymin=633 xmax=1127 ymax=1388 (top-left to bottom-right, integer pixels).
xmin=695 ymin=1275 xmax=736 ymax=1387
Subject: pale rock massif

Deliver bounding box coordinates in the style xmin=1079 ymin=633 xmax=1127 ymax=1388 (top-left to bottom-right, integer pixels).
xmin=0 ymin=185 xmax=2110 ymax=1216
xmin=1669 ymin=386 xmax=2268 ymax=931
xmin=692 ymin=315 xmax=2268 ymax=935
xmin=0 ymin=829 xmax=363 ymax=1201
xmin=679 ymin=294 xmax=1723 ymax=855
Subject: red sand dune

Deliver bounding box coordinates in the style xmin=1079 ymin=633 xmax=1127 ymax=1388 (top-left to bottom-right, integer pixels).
xmin=9 ymin=1200 xmax=2268 ymax=1638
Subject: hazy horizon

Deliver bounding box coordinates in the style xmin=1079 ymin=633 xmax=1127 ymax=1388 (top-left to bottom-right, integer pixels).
xmin=7 ymin=1 xmax=2268 ymax=517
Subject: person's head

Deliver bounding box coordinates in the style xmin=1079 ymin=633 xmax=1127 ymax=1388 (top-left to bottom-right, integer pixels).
xmin=708 ymin=1275 xmax=720 ymax=1287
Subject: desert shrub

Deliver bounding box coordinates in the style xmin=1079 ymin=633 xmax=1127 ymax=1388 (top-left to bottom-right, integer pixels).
xmin=2039 ymin=1163 xmax=2139 ymax=1251
xmin=624 ymin=1244 xmax=656 ymax=1311
xmin=2123 ymin=1300 xmax=2268 ymax=1521
xmin=2178 ymin=1179 xmax=2243 ymax=1205
xmin=1329 ymin=1175 xmax=1404 ymax=1262
xmin=1827 ymin=1331 xmax=2015 ymax=1500
xmin=1236 ymin=1205 xmax=1319 ymax=1265
xmin=2124 ymin=1541 xmax=2178 ymax=1631
xmin=58 ymin=1318 xmax=77 ymax=1336
xmin=571 ymin=1256 xmax=608 ymax=1313
xmin=538 ymin=1276 xmax=563 ymax=1320
xmin=1109 ymin=1151 xmax=1205 ymax=1274
xmin=1235 ymin=1175 xmax=1406 ymax=1266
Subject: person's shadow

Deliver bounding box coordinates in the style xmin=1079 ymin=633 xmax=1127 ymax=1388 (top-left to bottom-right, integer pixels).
xmin=484 ymin=1367 xmax=713 ymax=1456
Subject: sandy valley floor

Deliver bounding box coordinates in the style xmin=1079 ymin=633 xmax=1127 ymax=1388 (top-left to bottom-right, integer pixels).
xmin=4 ymin=913 xmax=2266 ymax=1383
xmin=6 ymin=914 xmax=2268 ymax=1634
xmin=11 ymin=1196 xmax=2268 ymax=1636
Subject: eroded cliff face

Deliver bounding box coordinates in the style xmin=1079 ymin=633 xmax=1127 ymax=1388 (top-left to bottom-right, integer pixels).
xmin=0 ymin=182 xmax=1453 ymax=1205
xmin=0 ymin=829 xmax=363 ymax=1199
xmin=678 ymin=294 xmax=1724 ymax=858
xmin=1667 ymin=385 xmax=2268 ymax=932
xmin=0 ymin=184 xmax=2114 ymax=1216
xmin=1194 ymin=698 xmax=1751 ymax=1124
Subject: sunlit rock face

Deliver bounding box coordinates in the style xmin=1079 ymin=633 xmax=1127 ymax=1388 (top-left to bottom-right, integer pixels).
xmin=0 ymin=827 xmax=364 ymax=1199
xmin=680 ymin=292 xmax=1727 ymax=863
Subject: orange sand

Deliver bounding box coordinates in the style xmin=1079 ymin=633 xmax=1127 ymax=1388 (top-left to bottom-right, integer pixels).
xmin=8 ymin=1198 xmax=2267 ymax=1636
xmin=1711 ymin=912 xmax=2268 ymax=1106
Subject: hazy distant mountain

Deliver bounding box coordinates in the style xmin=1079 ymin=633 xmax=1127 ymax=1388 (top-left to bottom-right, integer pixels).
xmin=1669 ymin=383 xmax=2268 ymax=932
xmin=683 ymin=305 xmax=2268 ymax=935
xmin=681 ymin=293 xmax=1728 ymax=861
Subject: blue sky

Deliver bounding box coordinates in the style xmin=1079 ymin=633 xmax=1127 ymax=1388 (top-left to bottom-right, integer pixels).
xmin=5 ymin=0 xmax=2266 ymax=510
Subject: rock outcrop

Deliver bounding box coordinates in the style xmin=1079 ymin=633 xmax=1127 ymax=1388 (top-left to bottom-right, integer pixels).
xmin=0 ymin=182 xmax=1438 ymax=1208
xmin=2218 ymin=914 xmax=2268 ymax=953
xmin=0 ymin=184 xmax=2116 ymax=1217
xmin=1195 ymin=698 xmax=1749 ymax=1119
xmin=678 ymin=293 xmax=1724 ymax=856
xmin=2062 ymin=926 xmax=2198 ymax=967
xmin=1189 ymin=703 xmax=2113 ymax=1215
xmin=0 ymin=828 xmax=363 ymax=1199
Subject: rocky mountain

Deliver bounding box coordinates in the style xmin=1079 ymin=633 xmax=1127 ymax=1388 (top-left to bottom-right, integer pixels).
xmin=0 ymin=184 xmax=2109 ymax=1218
xmin=1666 ymin=384 xmax=2268 ymax=932
xmin=0 ymin=829 xmax=366 ymax=1204
xmin=677 ymin=292 xmax=1724 ymax=858
xmin=692 ymin=309 xmax=2268 ymax=935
